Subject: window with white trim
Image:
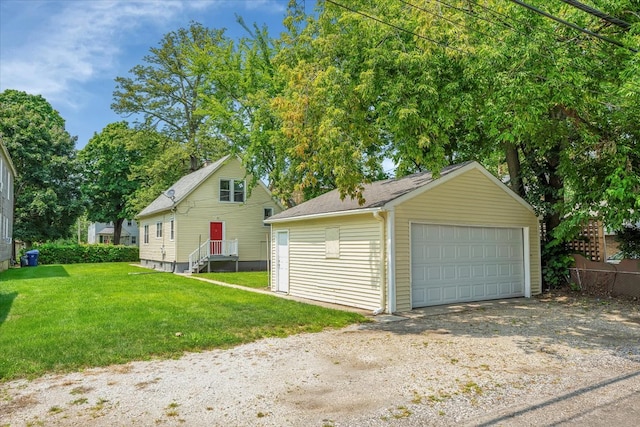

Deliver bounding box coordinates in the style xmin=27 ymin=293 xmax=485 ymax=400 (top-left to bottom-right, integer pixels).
xmin=156 ymin=222 xmax=163 ymax=238
xmin=325 ymin=227 xmax=340 ymax=259
xmin=219 ymin=179 xmax=245 ymax=203
xmin=170 ymin=219 xmax=175 ymax=240
xmin=143 ymin=225 xmax=149 ymax=244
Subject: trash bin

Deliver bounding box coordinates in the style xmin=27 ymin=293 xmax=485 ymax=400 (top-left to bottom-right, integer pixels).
xmin=20 ymin=255 xmax=28 ymax=267
xmin=26 ymin=249 xmax=40 ymax=267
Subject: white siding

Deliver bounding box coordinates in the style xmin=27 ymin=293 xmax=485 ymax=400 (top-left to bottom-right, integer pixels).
xmin=271 ymin=214 xmax=383 ymax=311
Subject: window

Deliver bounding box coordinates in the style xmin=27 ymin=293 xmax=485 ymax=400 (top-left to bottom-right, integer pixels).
xmin=127 ymin=220 xmax=132 ymax=227
xmin=143 ymin=225 xmax=149 ymax=244
xmin=156 ymin=222 xmax=163 ymax=238
xmin=219 ymin=179 xmax=245 ymax=203
xmin=132 ymin=236 xmax=137 ymax=245
xmin=170 ymin=219 xmax=175 ymax=241
xmin=325 ymin=227 xmax=340 ymax=259
xmin=263 ymin=207 xmax=274 ymax=224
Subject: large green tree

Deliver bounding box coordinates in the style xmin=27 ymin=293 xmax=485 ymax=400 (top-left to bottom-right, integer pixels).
xmin=78 ymin=122 xmax=142 ymax=244
xmin=257 ymin=0 xmax=638 ymax=234
xmin=0 ymin=89 xmax=83 ymax=245
xmin=112 ymin=22 xmax=230 ymax=171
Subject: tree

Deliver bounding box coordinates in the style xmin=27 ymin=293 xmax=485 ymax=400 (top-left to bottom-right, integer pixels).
xmin=78 ymin=122 xmax=142 ymax=245
xmin=237 ymin=0 xmax=637 ymax=285
xmin=0 ymin=89 xmax=83 ymax=245
xmin=112 ymin=22 xmax=230 ymax=172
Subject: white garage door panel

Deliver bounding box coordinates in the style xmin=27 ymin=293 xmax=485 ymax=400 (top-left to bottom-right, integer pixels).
xmin=411 ymin=224 xmax=525 ymax=308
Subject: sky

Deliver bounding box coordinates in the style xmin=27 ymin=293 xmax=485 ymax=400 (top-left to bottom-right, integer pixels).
xmin=1 ymin=0 xmax=312 ymax=149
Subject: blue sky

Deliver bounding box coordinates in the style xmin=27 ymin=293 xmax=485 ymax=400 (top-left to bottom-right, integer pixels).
xmin=1 ymin=0 xmax=310 ymax=149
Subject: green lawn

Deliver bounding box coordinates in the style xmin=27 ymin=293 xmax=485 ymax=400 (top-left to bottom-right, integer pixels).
xmin=195 ymin=271 xmax=268 ymax=289
xmin=0 ymin=263 xmax=366 ymax=381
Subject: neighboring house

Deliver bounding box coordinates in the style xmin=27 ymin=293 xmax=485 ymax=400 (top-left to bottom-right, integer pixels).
xmin=0 ymin=140 xmax=17 ymax=271
xmin=87 ymin=220 xmax=139 ymax=246
xmin=266 ymin=161 xmax=542 ymax=314
xmin=137 ymin=155 xmax=282 ymax=273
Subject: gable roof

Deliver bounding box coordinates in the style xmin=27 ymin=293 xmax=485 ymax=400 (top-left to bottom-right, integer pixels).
xmin=267 ymin=161 xmax=534 ymax=223
xmin=137 ymin=155 xmax=230 ymax=218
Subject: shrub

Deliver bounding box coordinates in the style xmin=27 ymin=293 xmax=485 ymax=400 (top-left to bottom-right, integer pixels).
xmin=541 ymin=238 xmax=573 ymax=290
xmin=615 ymin=225 xmax=640 ymax=259
xmin=21 ymin=244 xmax=139 ymax=265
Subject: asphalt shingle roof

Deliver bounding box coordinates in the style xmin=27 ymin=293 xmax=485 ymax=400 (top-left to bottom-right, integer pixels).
xmin=268 ymin=161 xmax=473 ymax=221
xmin=137 ymin=155 xmax=229 ymax=218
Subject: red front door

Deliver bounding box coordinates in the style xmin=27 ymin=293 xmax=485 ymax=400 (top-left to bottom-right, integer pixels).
xmin=209 ymin=222 xmax=223 ymax=255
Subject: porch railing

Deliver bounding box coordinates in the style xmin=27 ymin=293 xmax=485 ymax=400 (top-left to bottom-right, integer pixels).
xmin=188 ymin=239 xmax=239 ymax=273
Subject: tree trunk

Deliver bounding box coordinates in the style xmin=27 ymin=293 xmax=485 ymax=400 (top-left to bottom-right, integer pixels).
xmin=190 ymin=154 xmax=199 ymax=172
xmin=504 ymin=142 xmax=525 ymax=198
xmin=113 ymin=218 xmax=125 ymax=245
xmin=544 ymin=155 xmax=564 ymax=240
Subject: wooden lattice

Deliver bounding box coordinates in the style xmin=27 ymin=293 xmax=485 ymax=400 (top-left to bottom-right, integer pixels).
xmin=566 ymin=220 xmax=606 ymax=262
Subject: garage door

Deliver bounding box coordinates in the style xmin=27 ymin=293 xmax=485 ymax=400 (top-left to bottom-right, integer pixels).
xmin=411 ymin=224 xmax=524 ymax=308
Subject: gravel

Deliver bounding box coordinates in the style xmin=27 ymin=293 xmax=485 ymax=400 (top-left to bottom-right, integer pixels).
xmin=2 ymin=292 xmax=640 ymax=426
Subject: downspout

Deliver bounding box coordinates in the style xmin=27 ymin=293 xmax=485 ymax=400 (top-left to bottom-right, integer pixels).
xmin=386 ymin=207 xmax=396 ymax=313
xmin=171 ymin=207 xmax=177 ymax=273
xmin=268 ymin=228 xmax=272 ymax=291
xmin=373 ymin=210 xmax=386 ymax=315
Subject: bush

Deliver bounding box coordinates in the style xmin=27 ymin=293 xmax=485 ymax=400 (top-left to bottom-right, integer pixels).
xmin=541 ymin=239 xmax=573 ymax=290
xmin=615 ymin=225 xmax=640 ymax=259
xmin=20 ymin=244 xmax=139 ymax=265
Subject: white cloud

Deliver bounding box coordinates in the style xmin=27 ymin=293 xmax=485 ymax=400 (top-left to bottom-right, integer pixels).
xmin=0 ymin=0 xmax=286 ymax=109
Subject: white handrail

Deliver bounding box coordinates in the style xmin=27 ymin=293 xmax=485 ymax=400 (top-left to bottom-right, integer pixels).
xmin=188 ymin=239 xmax=239 ymax=272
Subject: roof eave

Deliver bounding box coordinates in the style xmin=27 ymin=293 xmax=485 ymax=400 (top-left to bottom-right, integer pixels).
xmin=266 ymin=207 xmax=384 ymax=224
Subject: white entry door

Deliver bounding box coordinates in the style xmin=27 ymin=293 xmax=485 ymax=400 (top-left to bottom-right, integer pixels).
xmin=411 ymin=224 xmax=525 ymax=308
xmin=276 ymin=231 xmax=289 ymax=293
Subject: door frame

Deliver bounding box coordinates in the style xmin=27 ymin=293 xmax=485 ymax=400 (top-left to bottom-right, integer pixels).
xmin=209 ymin=221 xmax=225 ymax=255
xmin=275 ymin=230 xmax=289 ymax=293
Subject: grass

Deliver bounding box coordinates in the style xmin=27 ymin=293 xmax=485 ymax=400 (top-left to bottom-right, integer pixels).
xmin=194 ymin=271 xmax=268 ymax=289
xmin=0 ymin=263 xmax=365 ymax=381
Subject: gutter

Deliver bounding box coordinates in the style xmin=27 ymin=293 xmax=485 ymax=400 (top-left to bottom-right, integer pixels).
xmin=266 ymin=207 xmax=383 ymax=224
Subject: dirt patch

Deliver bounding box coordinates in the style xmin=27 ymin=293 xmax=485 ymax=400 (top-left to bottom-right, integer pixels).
xmin=1 ymin=294 xmax=639 ymax=426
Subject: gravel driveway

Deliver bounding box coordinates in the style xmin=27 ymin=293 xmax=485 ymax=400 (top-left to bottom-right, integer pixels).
xmin=2 ymin=292 xmax=639 ymax=426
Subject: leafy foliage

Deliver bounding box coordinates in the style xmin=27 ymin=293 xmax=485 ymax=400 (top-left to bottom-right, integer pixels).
xmin=21 ymin=243 xmax=139 ymax=265
xmin=78 ymin=122 xmax=141 ymax=244
xmin=616 ymin=226 xmax=640 ymax=259
xmin=0 ymin=90 xmax=83 ymax=244
xmin=112 ymin=22 xmax=230 ymax=171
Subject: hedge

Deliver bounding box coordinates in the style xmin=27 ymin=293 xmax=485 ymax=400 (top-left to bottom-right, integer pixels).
xmin=21 ymin=244 xmax=139 ymax=265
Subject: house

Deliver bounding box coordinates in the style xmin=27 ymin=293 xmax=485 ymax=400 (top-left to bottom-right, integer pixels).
xmin=88 ymin=220 xmax=139 ymax=246
xmin=0 ymin=140 xmax=17 ymax=271
xmin=266 ymin=161 xmax=542 ymax=313
xmin=137 ymin=155 xmax=282 ymax=273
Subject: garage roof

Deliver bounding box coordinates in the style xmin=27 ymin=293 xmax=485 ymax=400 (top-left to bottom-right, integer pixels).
xmin=267 ymin=161 xmax=477 ymax=222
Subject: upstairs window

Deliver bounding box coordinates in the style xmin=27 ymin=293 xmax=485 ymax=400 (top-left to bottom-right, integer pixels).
xmin=263 ymin=208 xmax=274 ymax=225
xmin=220 ymin=179 xmax=245 ymax=203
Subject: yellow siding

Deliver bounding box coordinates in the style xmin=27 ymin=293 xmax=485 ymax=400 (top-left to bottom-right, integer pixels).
xmin=271 ymin=214 xmax=383 ymax=311
xmin=140 ymin=157 xmax=281 ymax=266
xmin=138 ymin=213 xmax=176 ymax=264
xmin=392 ymin=168 xmax=541 ymax=311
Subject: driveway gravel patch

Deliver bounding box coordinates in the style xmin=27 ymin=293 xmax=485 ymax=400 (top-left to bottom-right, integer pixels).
xmin=1 ymin=292 xmax=639 ymax=426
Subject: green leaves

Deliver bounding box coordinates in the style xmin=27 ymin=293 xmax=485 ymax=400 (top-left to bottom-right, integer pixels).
xmin=0 ymin=89 xmax=83 ymax=244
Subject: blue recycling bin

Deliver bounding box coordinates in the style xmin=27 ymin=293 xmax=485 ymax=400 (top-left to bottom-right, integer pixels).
xmin=26 ymin=249 xmax=40 ymax=267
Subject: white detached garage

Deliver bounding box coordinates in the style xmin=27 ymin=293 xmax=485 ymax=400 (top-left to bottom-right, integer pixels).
xmin=266 ymin=161 xmax=541 ymax=313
